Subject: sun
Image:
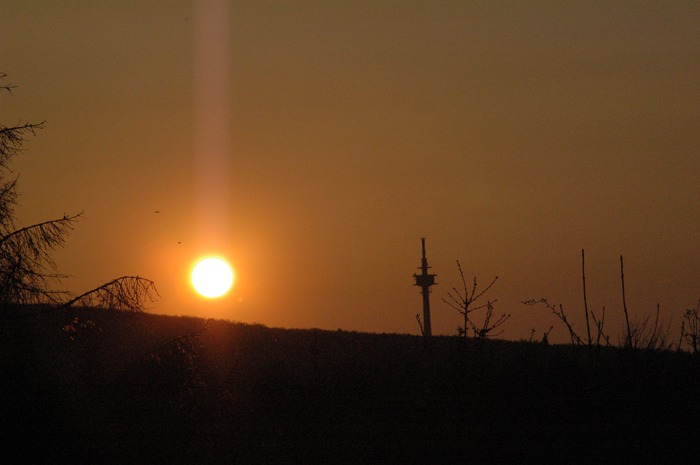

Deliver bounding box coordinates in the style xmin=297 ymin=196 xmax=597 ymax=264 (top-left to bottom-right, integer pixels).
xmin=191 ymin=257 xmax=235 ymax=298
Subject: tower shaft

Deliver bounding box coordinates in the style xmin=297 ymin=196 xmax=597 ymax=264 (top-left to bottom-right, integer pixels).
xmin=421 ymin=282 xmax=432 ymax=337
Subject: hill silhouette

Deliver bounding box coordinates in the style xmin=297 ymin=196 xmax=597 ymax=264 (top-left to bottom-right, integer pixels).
xmin=2 ymin=305 xmax=699 ymax=464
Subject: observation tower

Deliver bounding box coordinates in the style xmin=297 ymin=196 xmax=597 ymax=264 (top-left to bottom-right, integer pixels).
xmin=413 ymin=237 xmax=436 ymax=338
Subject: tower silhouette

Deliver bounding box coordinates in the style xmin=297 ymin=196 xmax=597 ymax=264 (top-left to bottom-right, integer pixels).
xmin=413 ymin=237 xmax=436 ymax=338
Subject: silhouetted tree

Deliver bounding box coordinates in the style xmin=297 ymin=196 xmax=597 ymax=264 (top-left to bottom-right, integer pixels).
xmin=0 ymin=73 xmax=156 ymax=310
xmin=680 ymin=300 xmax=700 ymax=353
xmin=442 ymin=260 xmax=508 ymax=339
xmin=0 ymin=73 xmax=82 ymax=304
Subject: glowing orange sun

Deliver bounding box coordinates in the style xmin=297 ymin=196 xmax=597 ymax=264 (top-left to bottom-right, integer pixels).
xmin=191 ymin=257 xmax=235 ymax=298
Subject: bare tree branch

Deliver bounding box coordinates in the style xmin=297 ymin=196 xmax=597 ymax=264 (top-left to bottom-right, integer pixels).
xmin=64 ymin=276 xmax=159 ymax=312
xmin=681 ymin=300 xmax=700 ymax=353
xmin=472 ymin=300 xmax=510 ymax=339
xmin=0 ymin=213 xmax=82 ymax=304
xmin=524 ymin=298 xmax=584 ymax=346
xmin=590 ymin=306 xmax=611 ymax=347
xmin=0 ymin=177 xmax=18 ymax=232
xmin=0 ymin=72 xmax=17 ymax=94
xmin=0 ymin=122 xmax=46 ymax=169
xmin=582 ymin=249 xmax=592 ymax=347
xmin=442 ymin=260 xmax=502 ymax=339
xmin=620 ymin=255 xmax=632 ymax=348
xmin=415 ymin=313 xmax=425 ymax=337
xmin=472 ymin=276 xmax=498 ymax=303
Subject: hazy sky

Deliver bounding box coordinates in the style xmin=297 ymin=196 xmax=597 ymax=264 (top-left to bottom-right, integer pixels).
xmin=2 ymin=1 xmax=699 ymax=342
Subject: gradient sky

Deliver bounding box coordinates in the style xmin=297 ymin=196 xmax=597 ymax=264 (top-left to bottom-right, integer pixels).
xmin=2 ymin=1 xmax=699 ymax=342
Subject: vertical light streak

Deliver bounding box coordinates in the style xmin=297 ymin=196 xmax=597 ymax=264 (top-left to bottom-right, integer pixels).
xmin=193 ymin=0 xmax=231 ymax=249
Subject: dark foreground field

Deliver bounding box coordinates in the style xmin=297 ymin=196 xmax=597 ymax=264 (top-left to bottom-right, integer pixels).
xmin=2 ymin=305 xmax=700 ymax=464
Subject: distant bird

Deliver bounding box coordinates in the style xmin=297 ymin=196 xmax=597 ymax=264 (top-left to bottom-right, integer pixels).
xmin=154 ymin=210 xmax=160 ymax=214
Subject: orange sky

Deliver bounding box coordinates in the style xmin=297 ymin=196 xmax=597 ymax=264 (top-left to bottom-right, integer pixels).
xmin=2 ymin=1 xmax=699 ymax=342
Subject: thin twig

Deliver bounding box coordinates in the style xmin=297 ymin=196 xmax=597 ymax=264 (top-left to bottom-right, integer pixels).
xmin=415 ymin=314 xmax=424 ymax=337
xmin=620 ymin=255 xmax=632 ymax=348
xmin=582 ymin=249 xmax=592 ymax=347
